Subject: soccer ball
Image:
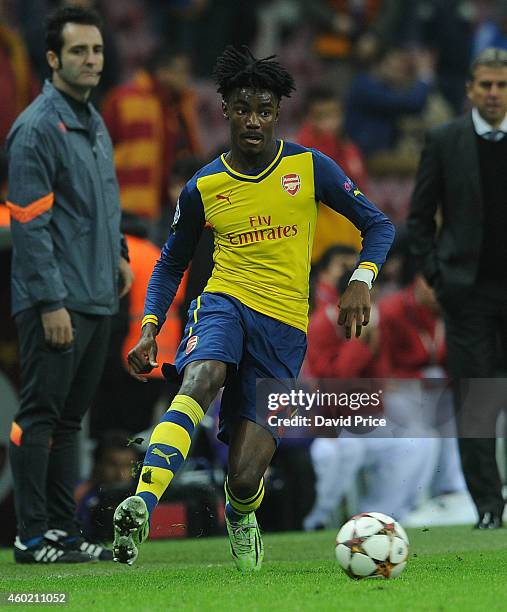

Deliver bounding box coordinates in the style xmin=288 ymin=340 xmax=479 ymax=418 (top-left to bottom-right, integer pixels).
xmin=335 ymin=512 xmax=409 ymax=579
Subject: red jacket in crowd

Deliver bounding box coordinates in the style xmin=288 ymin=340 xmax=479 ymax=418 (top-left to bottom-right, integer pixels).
xmin=102 ymin=71 xmax=202 ymax=219
xmin=378 ymin=283 xmax=446 ymax=378
xmin=305 ymin=302 xmax=389 ymax=378
xmin=306 ymin=282 xmax=446 ymax=379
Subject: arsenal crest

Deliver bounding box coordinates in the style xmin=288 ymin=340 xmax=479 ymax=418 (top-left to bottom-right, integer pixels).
xmin=185 ymin=335 xmax=199 ymax=355
xmin=281 ymin=173 xmax=301 ymax=196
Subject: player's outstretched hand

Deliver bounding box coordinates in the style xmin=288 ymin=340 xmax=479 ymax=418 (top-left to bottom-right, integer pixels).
xmin=127 ymin=324 xmax=159 ymax=382
xmin=338 ymin=280 xmax=371 ymax=339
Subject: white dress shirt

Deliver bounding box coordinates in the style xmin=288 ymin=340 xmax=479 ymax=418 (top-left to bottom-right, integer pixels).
xmin=472 ymin=107 xmax=507 ymax=139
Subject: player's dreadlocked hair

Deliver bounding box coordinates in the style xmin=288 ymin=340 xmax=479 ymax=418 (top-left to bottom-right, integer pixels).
xmin=213 ymin=46 xmax=296 ymax=101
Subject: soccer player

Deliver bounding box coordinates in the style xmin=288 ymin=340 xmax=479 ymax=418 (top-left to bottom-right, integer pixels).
xmin=113 ymin=46 xmax=395 ymax=570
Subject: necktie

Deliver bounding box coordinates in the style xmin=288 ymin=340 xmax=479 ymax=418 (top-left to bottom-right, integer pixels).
xmin=484 ymin=130 xmax=505 ymax=142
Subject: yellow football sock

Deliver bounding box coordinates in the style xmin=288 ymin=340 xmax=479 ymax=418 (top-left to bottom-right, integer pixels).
xmin=136 ymin=394 xmax=204 ymax=505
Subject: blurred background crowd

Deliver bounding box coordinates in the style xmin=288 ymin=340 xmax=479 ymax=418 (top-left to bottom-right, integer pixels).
xmin=1 ymin=0 xmax=507 ymax=545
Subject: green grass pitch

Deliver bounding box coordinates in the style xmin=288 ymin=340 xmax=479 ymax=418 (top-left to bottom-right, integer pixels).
xmin=1 ymin=526 xmax=506 ymax=611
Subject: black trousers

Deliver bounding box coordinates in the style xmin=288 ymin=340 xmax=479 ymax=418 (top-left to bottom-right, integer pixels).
xmin=443 ymin=288 xmax=506 ymax=516
xmin=9 ymin=308 xmax=110 ymax=540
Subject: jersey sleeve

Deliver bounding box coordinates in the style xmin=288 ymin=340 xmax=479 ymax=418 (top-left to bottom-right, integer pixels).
xmin=142 ymin=183 xmax=205 ymax=331
xmin=312 ymin=148 xmax=395 ymax=281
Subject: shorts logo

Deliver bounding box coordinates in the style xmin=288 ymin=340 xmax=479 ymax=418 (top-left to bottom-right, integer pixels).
xmin=185 ymin=335 xmax=199 ymax=355
xmin=344 ymin=180 xmax=353 ymax=192
xmin=281 ymin=173 xmax=301 ymax=196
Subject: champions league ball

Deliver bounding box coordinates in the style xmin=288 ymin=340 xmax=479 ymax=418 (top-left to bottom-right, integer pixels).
xmin=335 ymin=512 xmax=409 ymax=579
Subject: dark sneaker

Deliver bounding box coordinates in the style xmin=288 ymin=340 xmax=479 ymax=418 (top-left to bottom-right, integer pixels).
xmin=14 ymin=536 xmax=95 ymax=564
xmin=45 ymin=529 xmax=113 ymax=561
xmin=71 ymin=538 xmax=114 ymax=561
xmin=475 ymin=512 xmax=503 ymax=529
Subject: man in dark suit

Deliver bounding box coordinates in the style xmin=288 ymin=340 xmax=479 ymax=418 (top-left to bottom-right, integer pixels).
xmin=408 ymin=48 xmax=507 ymax=529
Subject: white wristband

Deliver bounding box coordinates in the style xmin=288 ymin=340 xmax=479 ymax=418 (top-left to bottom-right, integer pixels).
xmin=349 ymin=268 xmax=374 ymax=289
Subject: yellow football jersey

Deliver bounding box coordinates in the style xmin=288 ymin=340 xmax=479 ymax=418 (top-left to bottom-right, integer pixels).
xmin=143 ymin=140 xmax=394 ymax=332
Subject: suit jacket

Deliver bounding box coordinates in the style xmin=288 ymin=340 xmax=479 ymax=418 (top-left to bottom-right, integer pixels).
xmin=407 ymin=114 xmax=484 ymax=303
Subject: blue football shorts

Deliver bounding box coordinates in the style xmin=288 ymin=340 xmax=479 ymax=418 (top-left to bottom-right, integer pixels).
xmin=174 ymin=292 xmax=307 ymax=444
